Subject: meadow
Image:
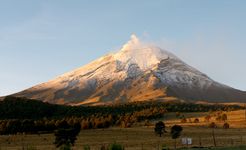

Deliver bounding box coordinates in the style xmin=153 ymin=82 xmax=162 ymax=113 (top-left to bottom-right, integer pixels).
xmin=1 ymin=110 xmax=246 ymax=150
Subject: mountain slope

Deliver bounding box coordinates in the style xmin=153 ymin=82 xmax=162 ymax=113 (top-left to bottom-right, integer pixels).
xmin=13 ymin=35 xmax=246 ymax=105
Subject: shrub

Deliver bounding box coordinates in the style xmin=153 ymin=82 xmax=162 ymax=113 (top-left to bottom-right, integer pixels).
xmin=108 ymin=142 xmax=124 ymax=150
xmin=208 ymin=122 xmax=217 ymax=128
xmin=194 ymin=118 xmax=199 ymax=123
xmin=221 ymin=114 xmax=227 ymax=122
xmin=223 ymin=122 xmax=230 ymax=129
xmin=144 ymin=120 xmax=151 ymax=127
xmin=180 ymin=118 xmax=187 ymax=123
xmin=83 ymin=145 xmax=90 ymax=150
xmin=59 ymin=144 xmax=71 ymax=150
xmin=176 ymin=112 xmax=181 ymax=118
xmin=216 ymin=115 xmax=221 ymax=121
xmin=215 ymin=113 xmax=227 ymax=122
xmin=204 ymin=115 xmax=211 ymax=122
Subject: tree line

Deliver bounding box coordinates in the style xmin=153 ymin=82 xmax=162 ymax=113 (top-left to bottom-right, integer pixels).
xmin=0 ymin=96 xmax=242 ymax=135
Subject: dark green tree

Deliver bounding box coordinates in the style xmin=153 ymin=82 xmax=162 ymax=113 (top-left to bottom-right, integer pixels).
xmin=54 ymin=120 xmax=81 ymax=149
xmin=154 ymin=121 xmax=166 ymax=137
xmin=171 ymin=125 xmax=183 ymax=150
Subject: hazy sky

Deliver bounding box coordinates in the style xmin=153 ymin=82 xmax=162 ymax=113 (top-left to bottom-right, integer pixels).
xmin=0 ymin=0 xmax=246 ymax=96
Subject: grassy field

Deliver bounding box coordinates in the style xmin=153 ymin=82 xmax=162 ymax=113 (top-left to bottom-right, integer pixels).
xmin=1 ymin=110 xmax=246 ymax=150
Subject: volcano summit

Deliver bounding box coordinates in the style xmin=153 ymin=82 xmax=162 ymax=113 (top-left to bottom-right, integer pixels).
xmin=13 ymin=35 xmax=246 ymax=105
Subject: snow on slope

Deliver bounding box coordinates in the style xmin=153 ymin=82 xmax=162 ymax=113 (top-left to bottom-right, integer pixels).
xmin=39 ymin=34 xmax=213 ymax=89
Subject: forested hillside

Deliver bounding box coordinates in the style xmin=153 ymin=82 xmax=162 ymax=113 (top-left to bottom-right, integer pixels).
xmin=0 ymin=96 xmax=242 ymax=135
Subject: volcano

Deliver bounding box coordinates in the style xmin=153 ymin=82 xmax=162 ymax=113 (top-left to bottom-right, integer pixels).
xmin=12 ymin=35 xmax=246 ymax=105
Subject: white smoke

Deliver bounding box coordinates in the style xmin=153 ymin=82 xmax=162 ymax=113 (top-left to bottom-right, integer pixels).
xmin=120 ymin=34 xmax=148 ymax=51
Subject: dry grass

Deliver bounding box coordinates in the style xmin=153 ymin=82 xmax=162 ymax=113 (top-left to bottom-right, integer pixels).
xmin=165 ymin=110 xmax=246 ymax=128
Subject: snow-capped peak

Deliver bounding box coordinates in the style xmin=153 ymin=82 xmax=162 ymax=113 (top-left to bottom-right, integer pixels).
xmin=114 ymin=34 xmax=169 ymax=70
xmin=13 ymin=34 xmax=246 ymax=105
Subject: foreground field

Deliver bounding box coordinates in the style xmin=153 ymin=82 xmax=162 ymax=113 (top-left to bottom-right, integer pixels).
xmin=1 ymin=110 xmax=246 ymax=150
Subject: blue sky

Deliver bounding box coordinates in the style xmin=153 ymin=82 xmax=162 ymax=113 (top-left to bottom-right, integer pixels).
xmin=0 ymin=0 xmax=246 ymax=96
